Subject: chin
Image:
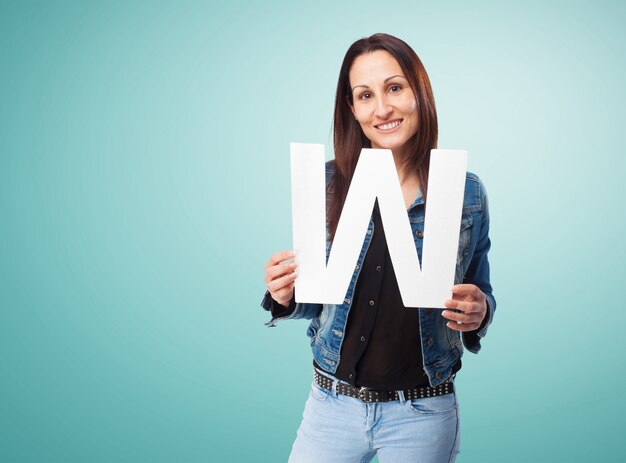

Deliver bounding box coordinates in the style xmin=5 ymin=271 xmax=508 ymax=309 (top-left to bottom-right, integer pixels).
xmin=372 ymin=141 xmax=403 ymax=151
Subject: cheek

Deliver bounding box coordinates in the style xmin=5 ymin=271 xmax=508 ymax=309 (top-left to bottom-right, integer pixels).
xmin=354 ymin=106 xmax=370 ymax=122
xmin=404 ymin=101 xmax=418 ymax=130
xmin=401 ymin=98 xmax=417 ymax=115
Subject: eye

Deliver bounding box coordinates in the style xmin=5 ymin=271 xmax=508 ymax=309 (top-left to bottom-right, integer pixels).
xmin=389 ymin=84 xmax=402 ymax=93
xmin=359 ymin=91 xmax=372 ymax=100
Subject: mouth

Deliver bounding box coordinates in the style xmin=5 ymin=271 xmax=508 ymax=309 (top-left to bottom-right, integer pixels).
xmin=374 ymin=119 xmax=403 ymax=132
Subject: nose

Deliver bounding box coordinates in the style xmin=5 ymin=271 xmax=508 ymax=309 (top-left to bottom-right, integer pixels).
xmin=374 ymin=95 xmax=393 ymax=119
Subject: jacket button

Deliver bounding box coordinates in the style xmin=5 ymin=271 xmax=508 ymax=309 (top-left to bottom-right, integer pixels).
xmin=416 ymin=230 xmax=424 ymax=239
xmin=426 ymin=308 xmax=433 ymax=315
xmin=360 ymin=336 xmax=365 ymax=342
xmin=435 ymin=371 xmax=442 ymax=378
xmin=369 ymin=300 xmax=375 ymax=306
xmin=349 ymin=373 xmax=354 ymax=379
xmin=427 ymin=338 xmax=433 ymax=347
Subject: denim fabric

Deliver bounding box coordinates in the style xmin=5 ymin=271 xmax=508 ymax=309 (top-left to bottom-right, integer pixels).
xmin=261 ymin=162 xmax=496 ymax=387
xmin=288 ymin=368 xmax=460 ymax=462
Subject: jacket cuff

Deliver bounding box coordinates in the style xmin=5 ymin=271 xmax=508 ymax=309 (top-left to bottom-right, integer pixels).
xmin=270 ymin=297 xmax=296 ymax=319
xmin=476 ymin=293 xmax=495 ymax=338
xmin=260 ymin=291 xmax=296 ymax=327
xmin=461 ymin=296 xmax=494 ymax=354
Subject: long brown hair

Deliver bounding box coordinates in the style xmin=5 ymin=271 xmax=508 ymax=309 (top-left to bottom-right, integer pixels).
xmin=328 ymin=33 xmax=438 ymax=240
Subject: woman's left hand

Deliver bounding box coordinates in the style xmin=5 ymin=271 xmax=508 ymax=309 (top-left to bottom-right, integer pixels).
xmin=441 ymin=284 xmax=487 ymax=332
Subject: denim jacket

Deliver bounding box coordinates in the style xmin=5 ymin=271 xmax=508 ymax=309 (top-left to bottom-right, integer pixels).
xmin=261 ymin=162 xmax=496 ymax=387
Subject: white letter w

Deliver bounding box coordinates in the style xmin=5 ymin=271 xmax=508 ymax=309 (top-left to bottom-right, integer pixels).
xmin=291 ymin=143 xmax=467 ymax=308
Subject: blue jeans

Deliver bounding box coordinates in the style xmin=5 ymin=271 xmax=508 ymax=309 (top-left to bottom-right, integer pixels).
xmin=288 ymin=370 xmax=461 ymax=463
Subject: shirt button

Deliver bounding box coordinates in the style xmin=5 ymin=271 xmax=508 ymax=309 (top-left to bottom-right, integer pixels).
xmin=369 ymin=300 xmax=375 ymax=306
xmin=376 ymin=265 xmax=382 ymax=272
xmin=349 ymin=373 xmax=354 ymax=379
xmin=360 ymin=336 xmax=365 ymax=342
xmin=416 ymin=230 xmax=424 ymax=239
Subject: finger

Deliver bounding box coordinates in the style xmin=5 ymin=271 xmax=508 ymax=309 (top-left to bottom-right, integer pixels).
xmin=444 ymin=299 xmax=480 ymax=314
xmin=451 ymin=284 xmax=478 ymax=293
xmin=441 ymin=309 xmax=468 ymax=324
xmin=266 ymin=250 xmax=295 ymax=268
xmin=441 ymin=308 xmax=481 ymax=325
xmin=445 ymin=320 xmax=481 ymax=332
xmin=272 ymin=283 xmax=295 ymax=303
xmin=267 ymin=270 xmax=298 ymax=293
xmin=264 ymin=261 xmax=297 ymax=283
xmin=451 ymin=284 xmax=484 ymax=301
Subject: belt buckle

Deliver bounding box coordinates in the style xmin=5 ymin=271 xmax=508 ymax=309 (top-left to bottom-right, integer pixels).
xmin=358 ymin=387 xmax=373 ymax=403
xmin=358 ymin=386 xmax=386 ymax=403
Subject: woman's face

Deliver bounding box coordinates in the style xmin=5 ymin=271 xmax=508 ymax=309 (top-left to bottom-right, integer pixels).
xmin=349 ymin=50 xmax=418 ymax=156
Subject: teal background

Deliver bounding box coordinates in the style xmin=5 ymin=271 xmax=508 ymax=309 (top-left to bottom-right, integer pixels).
xmin=1 ymin=0 xmax=625 ymax=461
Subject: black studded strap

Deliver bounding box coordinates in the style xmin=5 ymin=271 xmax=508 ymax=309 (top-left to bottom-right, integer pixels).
xmin=314 ymin=370 xmax=454 ymax=404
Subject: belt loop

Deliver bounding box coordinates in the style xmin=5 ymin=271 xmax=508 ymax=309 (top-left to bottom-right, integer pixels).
xmin=331 ymin=378 xmax=339 ymax=397
xmin=397 ymin=390 xmax=406 ymax=404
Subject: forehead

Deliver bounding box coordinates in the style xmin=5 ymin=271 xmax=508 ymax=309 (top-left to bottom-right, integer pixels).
xmin=349 ymin=50 xmax=404 ymax=86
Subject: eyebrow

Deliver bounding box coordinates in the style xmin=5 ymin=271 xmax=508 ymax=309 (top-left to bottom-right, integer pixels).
xmin=351 ymin=75 xmax=407 ymax=92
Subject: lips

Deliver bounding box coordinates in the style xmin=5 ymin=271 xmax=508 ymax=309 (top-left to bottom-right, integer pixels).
xmin=375 ymin=119 xmax=402 ymax=131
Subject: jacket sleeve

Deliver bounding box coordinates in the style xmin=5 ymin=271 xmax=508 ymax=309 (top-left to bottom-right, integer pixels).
xmin=260 ymin=290 xmax=323 ymax=327
xmin=461 ymin=178 xmax=496 ymax=354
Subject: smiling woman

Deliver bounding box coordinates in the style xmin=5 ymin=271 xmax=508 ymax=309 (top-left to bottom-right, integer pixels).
xmin=261 ymin=33 xmax=496 ymax=463
xmin=329 ymin=34 xmax=438 ymax=232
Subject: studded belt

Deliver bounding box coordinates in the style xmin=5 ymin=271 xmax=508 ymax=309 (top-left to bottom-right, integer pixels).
xmin=314 ymin=370 xmax=454 ymax=404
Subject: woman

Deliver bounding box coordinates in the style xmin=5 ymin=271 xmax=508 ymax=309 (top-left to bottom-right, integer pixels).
xmin=261 ymin=33 xmax=495 ymax=463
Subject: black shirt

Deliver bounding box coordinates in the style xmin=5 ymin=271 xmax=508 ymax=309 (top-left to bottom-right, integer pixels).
xmin=330 ymin=200 xmax=445 ymax=389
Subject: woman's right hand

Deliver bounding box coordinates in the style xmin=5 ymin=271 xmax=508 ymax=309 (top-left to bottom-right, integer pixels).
xmin=264 ymin=250 xmax=298 ymax=308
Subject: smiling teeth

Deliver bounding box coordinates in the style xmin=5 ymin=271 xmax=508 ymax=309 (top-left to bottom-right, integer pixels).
xmin=377 ymin=120 xmax=401 ymax=130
